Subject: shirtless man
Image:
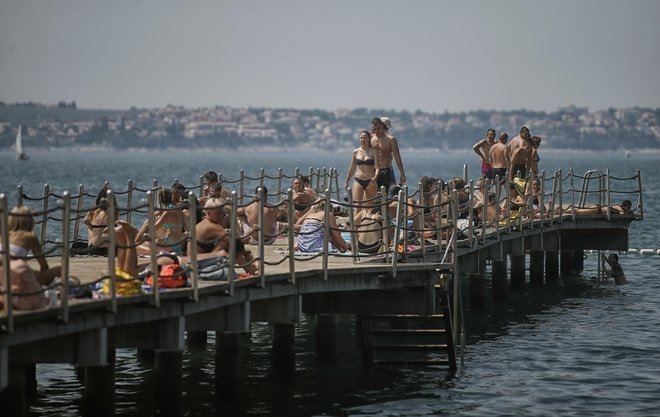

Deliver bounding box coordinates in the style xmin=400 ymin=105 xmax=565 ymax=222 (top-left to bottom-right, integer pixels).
xmin=509 ymin=135 xmax=533 ymax=180
xmin=371 ymin=117 xmax=406 ymax=193
xmin=472 ymin=128 xmax=496 ymax=179
xmin=489 ymin=132 xmax=509 ymax=183
xmin=190 ymin=198 xmax=232 ymax=254
xmin=507 ymin=126 xmax=531 ymax=163
xmin=236 ymin=186 xmax=286 ymax=245
xmin=292 ymin=176 xmax=316 ymax=220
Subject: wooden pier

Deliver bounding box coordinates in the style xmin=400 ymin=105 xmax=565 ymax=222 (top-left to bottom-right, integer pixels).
xmin=0 ymin=167 xmax=643 ymax=416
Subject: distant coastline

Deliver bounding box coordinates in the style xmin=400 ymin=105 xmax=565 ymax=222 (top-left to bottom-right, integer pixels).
xmin=1 ymin=103 xmax=659 ymax=153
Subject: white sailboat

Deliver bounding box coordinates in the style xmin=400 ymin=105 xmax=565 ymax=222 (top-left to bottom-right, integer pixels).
xmin=16 ymin=125 xmax=28 ymax=160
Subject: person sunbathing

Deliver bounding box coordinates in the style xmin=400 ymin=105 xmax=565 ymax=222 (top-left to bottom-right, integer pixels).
xmin=296 ymin=201 xmax=348 ymax=253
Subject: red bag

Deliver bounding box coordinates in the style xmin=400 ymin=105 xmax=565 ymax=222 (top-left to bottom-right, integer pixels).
xmin=145 ymin=264 xmax=188 ymax=288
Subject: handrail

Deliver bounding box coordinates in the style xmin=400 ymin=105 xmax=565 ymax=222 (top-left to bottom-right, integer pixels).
xmin=1 ymin=166 xmax=645 ymax=356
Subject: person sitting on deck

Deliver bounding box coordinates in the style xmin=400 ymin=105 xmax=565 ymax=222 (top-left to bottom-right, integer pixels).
xmin=73 ymin=186 xmax=118 ymax=256
xmin=0 ymin=244 xmax=50 ymax=310
xmin=296 ymin=200 xmax=348 ymax=253
xmin=407 ymin=176 xmax=440 ymax=240
xmin=136 ymin=188 xmax=188 ymax=255
xmin=236 ymin=186 xmax=286 ymax=245
xmin=352 ymin=205 xmax=385 ymax=254
xmin=291 ymin=176 xmax=318 ymax=222
xmin=7 ymin=205 xmax=62 ymax=285
xmin=602 ymin=252 xmax=627 ymax=285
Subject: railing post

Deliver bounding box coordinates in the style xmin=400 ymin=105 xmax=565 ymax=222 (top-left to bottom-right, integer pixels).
xmin=333 ymin=168 xmax=341 ymax=202
xmin=558 ymin=169 xmax=564 ymax=223
xmin=451 ymin=189 xmax=459 ymax=346
xmin=187 ymin=192 xmax=199 ymax=302
xmin=126 ymin=179 xmax=134 ymax=224
xmin=402 ymin=185 xmax=409 ymax=253
xmin=17 ymin=184 xmax=24 ymax=207
xmin=322 ymin=190 xmax=330 ymax=281
xmin=106 ymin=190 xmax=118 ymax=314
xmin=637 ymin=169 xmax=643 ymax=219
xmin=286 ymin=189 xmax=295 ymax=284
xmin=391 ymin=189 xmax=404 ymax=278
xmin=257 ymin=187 xmax=265 ymax=285
xmin=146 ymin=191 xmax=160 ymax=308
xmin=322 ymin=167 xmax=328 ymax=192
xmin=61 ymin=192 xmax=71 ymax=323
xmin=199 ymin=175 xmax=205 ymax=198
xmin=277 ymin=168 xmax=283 ymax=204
xmin=259 ymin=168 xmax=265 ymax=190
xmin=347 ymin=188 xmax=357 ymax=263
xmin=238 ymin=170 xmax=245 ymax=206
xmin=380 ymin=186 xmax=389 ymax=263
xmin=73 ymin=184 xmax=84 ymax=242
xmin=228 ymin=192 xmax=237 ymax=295
xmin=40 ymin=184 xmax=50 ymax=245
xmin=606 ymin=168 xmax=611 ymax=221
xmin=1 ymin=194 xmax=14 ymax=333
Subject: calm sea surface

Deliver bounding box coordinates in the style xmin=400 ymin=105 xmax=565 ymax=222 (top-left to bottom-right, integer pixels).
xmin=1 ymin=149 xmax=659 ymax=416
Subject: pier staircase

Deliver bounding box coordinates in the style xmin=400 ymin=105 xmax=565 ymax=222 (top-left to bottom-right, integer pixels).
xmin=358 ymin=282 xmax=457 ymax=375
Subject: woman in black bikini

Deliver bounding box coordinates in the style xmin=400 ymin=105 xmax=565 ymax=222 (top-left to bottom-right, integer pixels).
xmin=344 ymin=130 xmax=380 ymax=215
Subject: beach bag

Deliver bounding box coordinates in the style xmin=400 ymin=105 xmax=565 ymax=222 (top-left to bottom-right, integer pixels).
xmin=196 ymin=256 xmax=229 ymax=281
xmin=145 ymin=263 xmax=188 ymax=288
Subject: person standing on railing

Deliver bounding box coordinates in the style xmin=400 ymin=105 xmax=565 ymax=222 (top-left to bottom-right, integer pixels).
xmin=507 ymin=126 xmax=531 ymax=164
xmin=371 ymin=117 xmax=406 ymax=193
xmin=472 ymin=128 xmax=496 ymax=180
xmin=509 ymin=134 xmax=533 ymax=180
xmin=489 ymin=132 xmax=509 ymax=184
xmin=344 ymin=130 xmax=380 ymax=215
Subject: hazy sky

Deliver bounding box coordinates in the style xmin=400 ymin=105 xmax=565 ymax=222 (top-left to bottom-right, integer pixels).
xmin=1 ymin=0 xmax=659 ymax=113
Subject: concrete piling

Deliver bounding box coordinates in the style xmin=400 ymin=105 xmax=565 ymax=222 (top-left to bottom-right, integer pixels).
xmin=529 ymin=250 xmax=544 ymax=286
xmin=510 ymin=254 xmax=526 ymax=289
xmin=491 ymin=259 xmax=507 ymax=300
xmin=315 ymin=314 xmax=337 ymax=361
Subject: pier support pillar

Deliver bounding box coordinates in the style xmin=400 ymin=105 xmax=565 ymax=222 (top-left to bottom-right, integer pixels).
xmin=510 ymin=254 xmax=526 ymax=290
xmin=82 ymin=349 xmax=115 ymax=417
xmin=491 ymin=259 xmax=507 ymax=301
xmin=468 ymin=272 xmax=485 ymax=309
xmin=186 ymin=330 xmax=208 ymax=347
xmin=545 ymin=251 xmax=559 ymax=282
xmin=272 ymin=323 xmax=296 ymax=378
xmin=137 ymin=348 xmax=155 ymax=362
xmin=154 ymin=350 xmax=183 ymax=417
xmin=560 ymin=251 xmax=574 ymax=277
xmin=573 ymin=250 xmax=584 ymax=274
xmin=315 ymin=314 xmax=337 ymax=361
xmin=0 ymin=364 xmax=28 ymax=417
xmin=529 ymin=250 xmax=544 ymax=286
xmin=215 ymin=331 xmax=241 ymax=397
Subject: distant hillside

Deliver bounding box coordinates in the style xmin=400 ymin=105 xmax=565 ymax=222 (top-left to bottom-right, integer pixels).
xmin=1 ymin=103 xmax=659 ymax=152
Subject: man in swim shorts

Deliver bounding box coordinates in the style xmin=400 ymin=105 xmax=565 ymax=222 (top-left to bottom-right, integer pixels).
xmin=472 ymin=128 xmax=496 ymax=179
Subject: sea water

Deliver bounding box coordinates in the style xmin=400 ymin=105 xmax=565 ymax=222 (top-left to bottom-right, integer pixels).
xmin=1 ymin=149 xmax=659 ymax=416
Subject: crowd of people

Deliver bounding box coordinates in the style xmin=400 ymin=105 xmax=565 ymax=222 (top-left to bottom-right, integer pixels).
xmin=2 ymin=118 xmax=638 ymax=311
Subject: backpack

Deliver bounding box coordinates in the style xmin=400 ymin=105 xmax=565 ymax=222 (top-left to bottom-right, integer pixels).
xmin=145 ymin=263 xmax=188 ymax=288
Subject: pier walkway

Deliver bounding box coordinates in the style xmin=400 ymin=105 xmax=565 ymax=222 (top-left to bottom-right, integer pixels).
xmin=0 ymin=167 xmax=643 ymax=416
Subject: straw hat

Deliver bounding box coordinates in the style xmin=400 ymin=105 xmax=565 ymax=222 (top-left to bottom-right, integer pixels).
xmin=380 ymin=117 xmax=392 ymax=129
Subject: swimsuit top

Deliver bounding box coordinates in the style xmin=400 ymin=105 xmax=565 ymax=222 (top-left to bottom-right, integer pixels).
xmin=0 ymin=243 xmax=29 ymax=258
xmin=356 ymin=158 xmax=375 ymax=166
